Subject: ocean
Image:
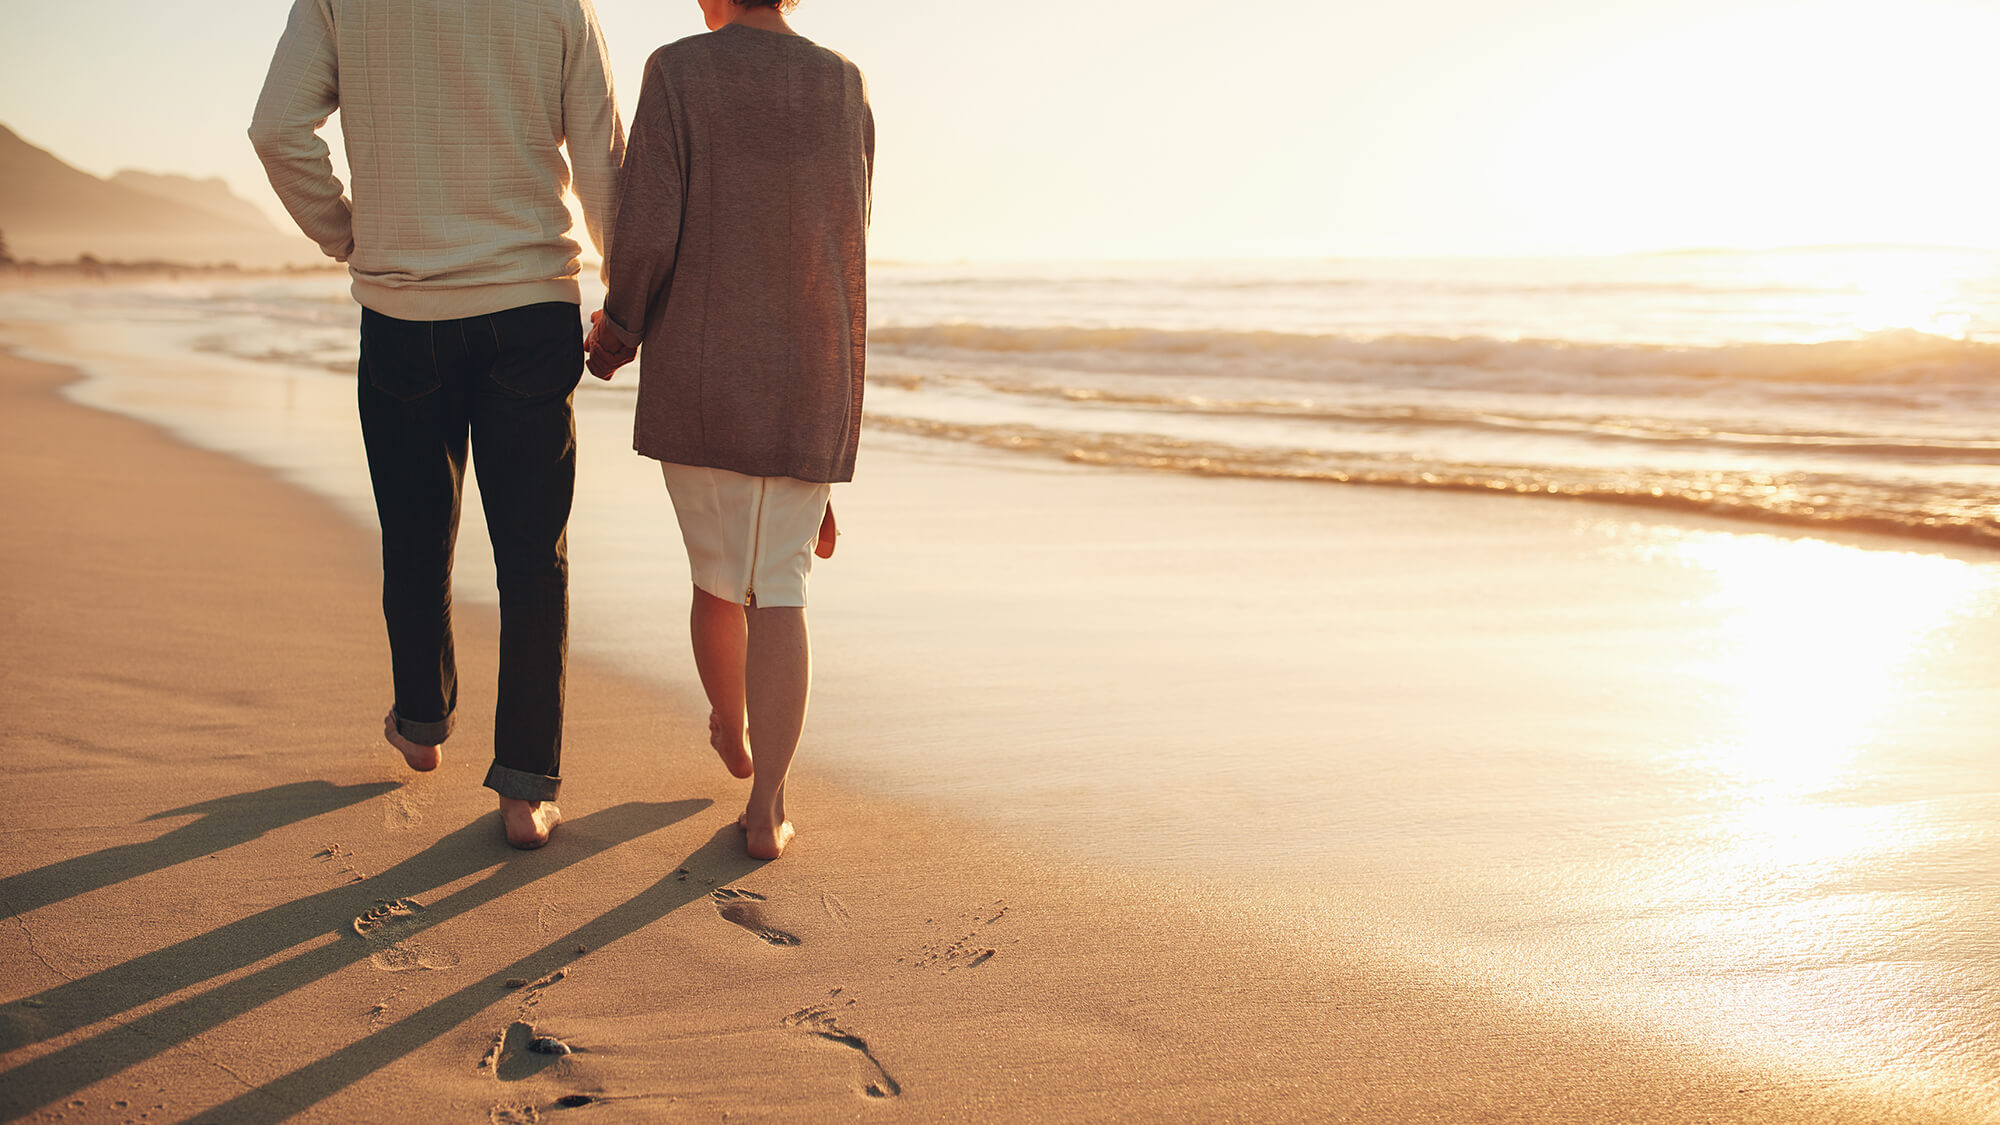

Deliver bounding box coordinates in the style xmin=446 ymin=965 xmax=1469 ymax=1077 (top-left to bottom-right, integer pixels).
xmin=32 ymin=246 xmax=1998 ymax=550
xmin=863 ymin=251 xmax=2000 ymax=548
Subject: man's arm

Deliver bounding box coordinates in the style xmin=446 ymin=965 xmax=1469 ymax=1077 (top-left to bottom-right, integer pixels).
xmin=564 ymin=0 xmax=626 ymax=271
xmin=247 ymin=0 xmax=352 ymax=261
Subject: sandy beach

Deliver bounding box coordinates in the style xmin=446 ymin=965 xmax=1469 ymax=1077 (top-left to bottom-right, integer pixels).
xmin=8 ymin=0 xmax=2000 ymax=1113
xmin=4 ymin=316 xmax=1999 ymax=1123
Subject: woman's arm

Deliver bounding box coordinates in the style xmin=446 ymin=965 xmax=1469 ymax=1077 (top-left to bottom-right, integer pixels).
xmin=599 ymin=54 xmax=685 ymax=350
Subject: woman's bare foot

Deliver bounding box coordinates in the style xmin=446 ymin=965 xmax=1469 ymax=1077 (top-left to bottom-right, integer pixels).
xmin=739 ymin=815 xmax=795 ymax=861
xmin=383 ymin=710 xmax=440 ymax=771
xmin=499 ymin=798 xmax=561 ymax=850
xmin=709 ymin=710 xmax=754 ymax=779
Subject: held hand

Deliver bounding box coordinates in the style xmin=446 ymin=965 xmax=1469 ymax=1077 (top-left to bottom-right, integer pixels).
xmin=584 ymin=309 xmax=637 ymax=380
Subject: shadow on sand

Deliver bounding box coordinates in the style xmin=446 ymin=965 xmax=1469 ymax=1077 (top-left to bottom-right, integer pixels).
xmin=0 ymin=796 xmax=715 ymax=1122
xmin=0 ymin=780 xmax=398 ymax=918
xmin=188 ymin=824 xmax=762 ymax=1124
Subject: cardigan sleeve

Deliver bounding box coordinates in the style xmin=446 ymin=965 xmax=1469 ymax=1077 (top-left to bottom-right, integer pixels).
xmin=599 ymin=55 xmax=683 ymax=347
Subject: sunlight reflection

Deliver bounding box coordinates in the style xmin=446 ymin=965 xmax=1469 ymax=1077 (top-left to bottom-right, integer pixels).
xmin=1777 ymin=247 xmax=1981 ymax=339
xmin=1567 ymin=529 xmax=2000 ymax=1093
xmin=1845 ymin=251 xmax=1971 ymax=338
xmin=1649 ymin=534 xmax=1987 ymax=1005
xmin=1675 ymin=533 xmax=1987 ymax=795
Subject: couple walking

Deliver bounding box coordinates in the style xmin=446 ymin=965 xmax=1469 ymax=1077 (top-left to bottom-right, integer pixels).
xmin=248 ymin=0 xmax=872 ymax=859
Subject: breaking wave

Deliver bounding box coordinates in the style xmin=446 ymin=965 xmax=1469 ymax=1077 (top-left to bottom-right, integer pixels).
xmin=864 ymin=414 xmax=2000 ymax=550
xmin=870 ymin=324 xmax=2000 ymax=388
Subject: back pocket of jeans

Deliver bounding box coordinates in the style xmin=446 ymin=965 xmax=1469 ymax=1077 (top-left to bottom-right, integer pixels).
xmin=487 ymin=302 xmax=585 ymax=398
xmin=359 ymin=309 xmax=443 ymax=402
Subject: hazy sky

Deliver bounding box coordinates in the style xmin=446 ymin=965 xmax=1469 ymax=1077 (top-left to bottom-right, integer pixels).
xmin=4 ymin=0 xmax=1999 ymax=260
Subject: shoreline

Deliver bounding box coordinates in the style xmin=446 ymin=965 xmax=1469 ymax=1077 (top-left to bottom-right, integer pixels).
xmin=865 ymin=411 xmax=2000 ymax=554
xmin=3 ymin=333 xmax=1996 ymax=1121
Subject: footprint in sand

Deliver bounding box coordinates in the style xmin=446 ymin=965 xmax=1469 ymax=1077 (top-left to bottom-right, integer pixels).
xmin=353 ymin=897 xmax=425 ymax=937
xmin=369 ymin=944 xmax=462 ymax=972
xmin=902 ymin=900 xmax=1005 ymax=973
xmin=382 ymin=784 xmax=428 ymax=831
xmin=315 ymin=843 xmax=368 ymax=884
xmin=783 ymin=1002 xmax=902 ymax=1099
xmin=484 ymin=1019 xmax=578 ymax=1082
xmin=353 ymin=898 xmax=459 ymax=972
xmin=711 ymin=888 xmax=801 ymax=947
xmin=821 ymin=892 xmax=853 ymax=928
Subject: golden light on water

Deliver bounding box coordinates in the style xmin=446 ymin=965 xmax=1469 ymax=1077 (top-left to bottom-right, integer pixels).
xmin=1849 ymin=265 xmax=1966 ymax=339
xmin=1676 ymin=533 xmax=1986 ymax=793
xmin=1642 ymin=534 xmax=1978 ymax=997
xmin=1767 ymin=248 xmax=1983 ymax=340
xmin=1342 ymin=524 xmax=1998 ymax=1106
xmin=1631 ymin=533 xmax=1997 ymax=1086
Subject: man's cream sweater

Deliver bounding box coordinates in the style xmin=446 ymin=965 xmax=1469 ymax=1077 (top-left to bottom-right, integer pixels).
xmin=250 ymin=0 xmax=624 ymax=321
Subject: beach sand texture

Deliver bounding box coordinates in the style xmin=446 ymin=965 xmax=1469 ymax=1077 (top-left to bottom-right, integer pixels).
xmin=3 ymin=318 xmax=1999 ymax=1122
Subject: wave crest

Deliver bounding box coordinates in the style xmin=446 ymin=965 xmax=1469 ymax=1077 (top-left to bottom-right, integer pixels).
xmin=869 ymin=324 xmax=1999 ymax=386
xmin=864 ymin=413 xmax=2000 ymax=550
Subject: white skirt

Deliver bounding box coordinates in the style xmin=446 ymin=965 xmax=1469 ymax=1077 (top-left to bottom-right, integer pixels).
xmin=660 ymin=462 xmax=831 ymax=608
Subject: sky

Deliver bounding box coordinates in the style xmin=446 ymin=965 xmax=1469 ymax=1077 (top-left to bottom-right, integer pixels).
xmin=4 ymin=0 xmax=2000 ymax=260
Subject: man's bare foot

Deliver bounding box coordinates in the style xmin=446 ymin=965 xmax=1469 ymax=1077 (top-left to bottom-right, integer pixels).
xmin=739 ymin=816 xmax=795 ymax=861
xmin=709 ymin=710 xmax=754 ymax=779
xmin=383 ymin=710 xmax=440 ymax=771
xmin=500 ymin=798 xmax=561 ymax=850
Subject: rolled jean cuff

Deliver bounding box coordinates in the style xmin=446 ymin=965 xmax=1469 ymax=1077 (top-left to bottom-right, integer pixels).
xmin=483 ymin=762 xmax=561 ymax=803
xmin=392 ymin=708 xmax=453 ymax=747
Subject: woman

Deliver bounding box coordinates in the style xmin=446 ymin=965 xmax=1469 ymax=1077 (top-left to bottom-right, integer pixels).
xmin=586 ymin=0 xmax=872 ymax=860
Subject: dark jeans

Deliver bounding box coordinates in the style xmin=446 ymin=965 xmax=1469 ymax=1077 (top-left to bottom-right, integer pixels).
xmin=357 ymin=301 xmax=582 ymax=802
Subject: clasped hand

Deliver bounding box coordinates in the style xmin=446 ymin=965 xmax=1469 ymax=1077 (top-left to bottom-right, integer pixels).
xmin=583 ymin=309 xmax=637 ymax=379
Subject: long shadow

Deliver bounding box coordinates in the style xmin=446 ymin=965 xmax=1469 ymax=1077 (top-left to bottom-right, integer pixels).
xmin=186 ymin=826 xmax=762 ymax=1125
xmin=0 ymin=799 xmax=707 ymax=1121
xmin=0 ymin=780 xmax=397 ymax=916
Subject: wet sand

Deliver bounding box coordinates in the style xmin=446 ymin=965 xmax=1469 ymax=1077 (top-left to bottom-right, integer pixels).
xmin=2 ymin=337 xmax=1997 ymax=1123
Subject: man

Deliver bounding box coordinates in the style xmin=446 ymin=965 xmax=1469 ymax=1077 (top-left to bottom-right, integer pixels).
xmin=250 ymin=0 xmax=624 ymax=848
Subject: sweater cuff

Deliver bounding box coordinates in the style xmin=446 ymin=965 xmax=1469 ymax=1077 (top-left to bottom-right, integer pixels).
xmin=601 ymin=312 xmax=644 ymax=348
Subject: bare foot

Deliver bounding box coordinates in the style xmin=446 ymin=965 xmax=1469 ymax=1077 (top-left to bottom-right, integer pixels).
xmin=739 ymin=816 xmax=795 ymax=861
xmin=383 ymin=710 xmax=440 ymax=771
xmin=709 ymin=710 xmax=754 ymax=779
xmin=499 ymin=798 xmax=561 ymax=850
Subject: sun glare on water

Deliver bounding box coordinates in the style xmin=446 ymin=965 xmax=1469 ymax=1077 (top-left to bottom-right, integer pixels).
xmin=1677 ymin=533 xmax=1986 ymax=792
xmin=1762 ymin=247 xmax=1987 ymax=340
xmin=1844 ymin=255 xmax=1972 ymax=339
xmin=1591 ymin=531 xmax=2000 ymax=1090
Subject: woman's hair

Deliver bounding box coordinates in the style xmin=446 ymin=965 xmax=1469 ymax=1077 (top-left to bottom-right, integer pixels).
xmin=739 ymin=0 xmax=801 ymax=10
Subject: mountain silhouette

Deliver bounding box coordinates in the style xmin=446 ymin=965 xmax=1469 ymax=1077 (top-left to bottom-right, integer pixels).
xmin=0 ymin=122 xmax=320 ymax=268
xmin=110 ymin=169 xmax=286 ymax=234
